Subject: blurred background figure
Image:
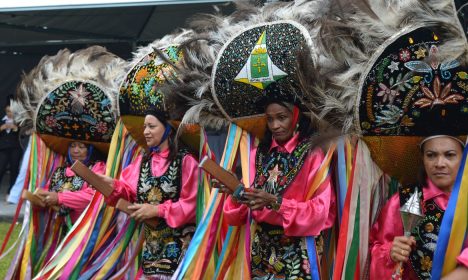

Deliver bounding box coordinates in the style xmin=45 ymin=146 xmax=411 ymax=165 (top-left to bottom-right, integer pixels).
xmin=0 ymin=103 xmax=21 ymax=200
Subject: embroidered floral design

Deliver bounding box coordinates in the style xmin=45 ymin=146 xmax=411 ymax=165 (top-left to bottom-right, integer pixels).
xmin=414 ymin=76 xmax=463 ymax=108
xmin=165 ymin=243 xmax=180 ymax=258
xmin=147 ymin=188 xmax=163 ymax=203
xmin=402 ymin=185 xmax=444 ymax=280
xmin=377 ymin=83 xmax=400 ymax=104
xmin=36 ymin=81 xmax=116 ymax=144
xmin=399 ymin=49 xmax=411 ymax=62
xmin=119 ymin=46 xmax=182 ymax=115
xmin=95 ymin=121 xmax=108 ymax=134
xmin=420 ymin=255 xmax=432 ymax=271
xmin=45 ymin=115 xmax=57 ymax=127
xmin=388 ymin=61 xmax=400 ymax=73
xmin=415 ymin=47 xmax=426 ymax=59
xmin=252 ymin=223 xmax=312 ymax=280
xmin=137 ymin=150 xmax=194 ymax=276
xmin=359 ymin=30 xmax=468 ymax=137
xmin=254 ymin=139 xmax=311 ymax=195
xmin=69 ymin=83 xmax=91 ymax=114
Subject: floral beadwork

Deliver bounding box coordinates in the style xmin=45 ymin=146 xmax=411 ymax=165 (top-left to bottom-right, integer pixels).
xmin=358 ymin=27 xmax=468 ymax=136
xmin=36 ymin=81 xmax=116 ymax=143
xmin=137 ymin=150 xmax=195 ymax=276
xmin=119 ymin=46 xmax=182 ymax=116
xmin=399 ymin=185 xmax=444 ymax=280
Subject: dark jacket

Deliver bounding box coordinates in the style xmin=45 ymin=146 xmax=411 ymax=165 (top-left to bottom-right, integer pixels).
xmin=0 ymin=117 xmax=20 ymax=150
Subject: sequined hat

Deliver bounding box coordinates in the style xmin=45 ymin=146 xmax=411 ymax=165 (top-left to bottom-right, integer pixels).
xmin=356 ymin=26 xmax=468 ymax=184
xmin=211 ymin=20 xmax=313 ymax=137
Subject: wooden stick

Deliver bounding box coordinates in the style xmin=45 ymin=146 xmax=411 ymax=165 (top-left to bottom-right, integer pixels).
xmin=72 ymin=160 xmax=157 ymax=227
xmin=116 ymin=199 xmax=159 ymax=227
xmin=199 ymin=156 xmax=242 ymax=192
xmin=71 ymin=160 xmax=113 ymax=197
xmin=22 ymin=190 xmax=46 ymax=207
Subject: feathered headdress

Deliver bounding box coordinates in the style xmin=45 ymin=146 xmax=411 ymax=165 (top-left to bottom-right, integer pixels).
xmin=162 ymin=0 xmax=334 ymax=137
xmin=306 ymin=0 xmax=468 ymax=184
xmin=118 ymin=30 xmax=206 ymax=148
xmin=12 ymin=46 xmax=125 ymax=155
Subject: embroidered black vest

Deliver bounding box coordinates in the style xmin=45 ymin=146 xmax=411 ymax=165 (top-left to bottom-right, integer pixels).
xmin=251 ymin=139 xmax=314 ymax=279
xmin=137 ymin=150 xmax=195 ymax=276
xmin=399 ymin=185 xmax=444 ymax=280
xmin=48 ymin=165 xmax=88 ymax=216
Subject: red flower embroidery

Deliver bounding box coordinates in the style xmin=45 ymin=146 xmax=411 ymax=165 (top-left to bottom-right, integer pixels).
xmin=399 ymin=49 xmax=411 ymax=62
xmin=45 ymin=116 xmax=57 ymax=127
xmin=95 ymin=121 xmax=108 ymax=134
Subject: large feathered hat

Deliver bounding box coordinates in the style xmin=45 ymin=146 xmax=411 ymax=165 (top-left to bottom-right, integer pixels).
xmin=313 ymin=0 xmax=468 ymax=184
xmin=162 ymin=0 xmax=333 ymax=138
xmin=211 ymin=20 xmax=314 ymax=136
xmin=12 ymin=46 xmax=125 ymax=155
xmin=118 ymin=30 xmax=201 ymax=148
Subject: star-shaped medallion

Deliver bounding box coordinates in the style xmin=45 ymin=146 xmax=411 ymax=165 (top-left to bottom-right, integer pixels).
xmin=266 ymin=165 xmax=282 ymax=184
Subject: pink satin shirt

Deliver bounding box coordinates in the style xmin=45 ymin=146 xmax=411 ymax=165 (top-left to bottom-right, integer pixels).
xmin=370 ymin=179 xmax=468 ymax=279
xmin=106 ymin=149 xmax=199 ymax=228
xmin=44 ymin=161 xmax=106 ymax=223
xmin=224 ymin=134 xmax=336 ymax=236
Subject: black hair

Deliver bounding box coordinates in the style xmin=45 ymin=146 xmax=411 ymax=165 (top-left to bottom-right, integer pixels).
xmin=143 ymin=107 xmax=178 ymax=163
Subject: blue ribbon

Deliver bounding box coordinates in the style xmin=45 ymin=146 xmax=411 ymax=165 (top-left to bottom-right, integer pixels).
xmin=431 ymin=144 xmax=468 ymax=278
xmin=306 ymin=236 xmax=320 ymax=280
xmin=337 ymin=138 xmax=347 ymax=222
xmin=175 ymin=124 xmax=239 ymax=279
xmin=148 ymin=125 xmax=172 ymax=153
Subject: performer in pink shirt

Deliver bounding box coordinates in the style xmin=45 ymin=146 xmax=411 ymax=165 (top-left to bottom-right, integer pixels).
xmin=370 ymin=136 xmax=468 ymax=279
xmin=101 ymin=107 xmax=198 ymax=279
xmin=37 ymin=141 xmax=106 ymax=223
xmin=222 ymin=100 xmax=336 ymax=279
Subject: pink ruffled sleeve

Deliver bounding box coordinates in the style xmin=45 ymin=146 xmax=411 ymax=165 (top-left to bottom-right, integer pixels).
xmin=57 ymin=161 xmax=106 ymax=212
xmin=156 ymin=154 xmax=199 ymax=228
xmin=458 ymin=246 xmax=468 ymax=267
xmin=275 ymin=175 xmax=334 ymax=236
xmin=369 ymin=193 xmax=404 ymax=279
xmin=223 ymin=196 xmax=249 ymax=226
xmin=105 ymin=156 xmax=143 ymax=206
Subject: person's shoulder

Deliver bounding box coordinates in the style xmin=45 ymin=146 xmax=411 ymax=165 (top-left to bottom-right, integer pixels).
xmin=181 ymin=150 xmax=198 ymax=163
xmin=93 ymin=160 xmax=106 ymax=167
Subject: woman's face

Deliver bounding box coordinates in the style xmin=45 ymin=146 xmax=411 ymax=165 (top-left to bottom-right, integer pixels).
xmin=422 ymin=137 xmax=463 ymax=192
xmin=265 ymin=103 xmax=294 ymax=144
xmin=69 ymin=141 xmax=88 ymax=162
xmin=5 ymin=106 xmax=13 ymax=119
xmin=143 ymin=115 xmax=166 ymax=147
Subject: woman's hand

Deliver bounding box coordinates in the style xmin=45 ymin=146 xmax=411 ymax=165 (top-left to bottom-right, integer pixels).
xmin=211 ymin=179 xmax=233 ymax=194
xmin=36 ymin=190 xmax=59 ymax=206
xmin=243 ymin=189 xmax=277 ymax=210
xmin=390 ymin=236 xmax=416 ymax=263
xmin=128 ymin=203 xmax=158 ymax=222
